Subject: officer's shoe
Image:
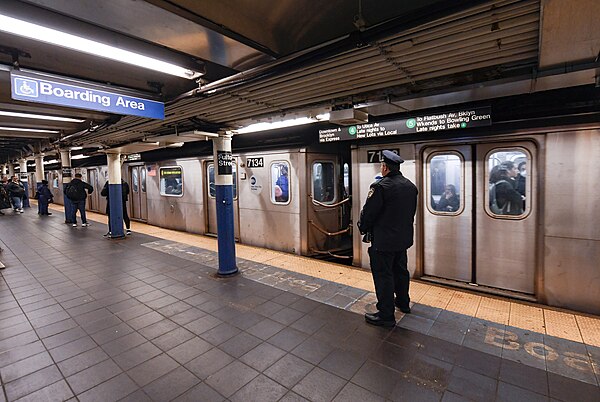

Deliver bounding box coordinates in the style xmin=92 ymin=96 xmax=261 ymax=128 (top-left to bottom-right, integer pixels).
xmin=365 ymin=312 xmax=396 ymax=327
xmin=394 ymin=301 xmax=411 ymax=314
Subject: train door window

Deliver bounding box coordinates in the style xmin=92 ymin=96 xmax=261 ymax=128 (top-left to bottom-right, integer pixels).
xmin=343 ymin=163 xmax=350 ymax=197
xmin=429 ymin=153 xmax=462 ymax=214
xmin=52 ymin=173 xmax=59 ymax=188
xmin=159 ymin=166 xmax=183 ymax=196
xmin=312 ymin=161 xmax=335 ymax=203
xmin=141 ymin=167 xmax=147 ymax=193
xmin=207 ymin=163 xmax=237 ymax=199
xmin=486 ymin=149 xmax=528 ymax=217
xmin=271 ymin=161 xmax=290 ymax=204
xmin=131 ymin=168 xmax=139 ymax=193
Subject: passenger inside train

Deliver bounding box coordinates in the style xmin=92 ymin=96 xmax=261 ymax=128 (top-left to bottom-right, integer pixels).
xmin=434 ymin=184 xmax=460 ymax=212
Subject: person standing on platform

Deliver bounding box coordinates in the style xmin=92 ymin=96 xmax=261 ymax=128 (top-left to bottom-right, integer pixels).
xmin=37 ymin=180 xmax=54 ymax=216
xmin=7 ymin=175 xmax=25 ymax=213
xmin=0 ymin=176 xmax=11 ymax=215
xmin=101 ymin=179 xmax=131 ymax=236
xmin=65 ymin=173 xmax=93 ymax=227
xmin=358 ymin=150 xmax=418 ymax=327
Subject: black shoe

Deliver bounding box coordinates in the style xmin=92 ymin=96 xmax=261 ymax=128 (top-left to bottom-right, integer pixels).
xmin=365 ymin=312 xmax=396 ymax=327
xmin=395 ymin=302 xmax=411 ymax=314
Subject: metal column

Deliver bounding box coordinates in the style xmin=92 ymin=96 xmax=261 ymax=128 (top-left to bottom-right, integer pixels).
xmin=8 ymin=163 xmax=14 ymax=176
xmin=107 ymin=153 xmax=125 ymax=238
xmin=212 ymin=133 xmax=238 ymax=276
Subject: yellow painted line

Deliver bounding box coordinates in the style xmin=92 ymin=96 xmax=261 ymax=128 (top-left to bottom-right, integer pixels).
xmin=544 ymin=310 xmax=583 ymax=343
xmin=508 ymin=302 xmax=545 ymax=333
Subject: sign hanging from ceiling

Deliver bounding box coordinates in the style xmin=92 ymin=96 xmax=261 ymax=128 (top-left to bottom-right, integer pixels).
xmin=10 ymin=70 xmax=164 ymax=120
xmin=319 ymin=107 xmax=491 ymax=143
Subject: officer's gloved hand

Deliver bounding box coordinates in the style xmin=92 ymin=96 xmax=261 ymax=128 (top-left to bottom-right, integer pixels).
xmin=362 ymin=233 xmax=372 ymax=243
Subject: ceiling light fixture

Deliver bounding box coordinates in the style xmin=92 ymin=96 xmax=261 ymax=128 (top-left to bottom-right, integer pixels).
xmin=0 ymin=126 xmax=59 ymax=133
xmin=231 ymin=113 xmax=330 ymax=134
xmin=70 ymin=154 xmax=90 ymax=160
xmin=0 ymin=14 xmax=203 ymax=79
xmin=0 ymin=110 xmax=85 ymax=123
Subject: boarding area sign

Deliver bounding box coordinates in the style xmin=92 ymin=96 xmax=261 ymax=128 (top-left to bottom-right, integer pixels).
xmin=11 ymin=70 xmax=164 ymax=120
xmin=319 ymin=107 xmax=491 ymax=143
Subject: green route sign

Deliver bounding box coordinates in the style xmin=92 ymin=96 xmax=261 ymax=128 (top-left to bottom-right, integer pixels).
xmin=319 ymin=107 xmax=491 ymax=143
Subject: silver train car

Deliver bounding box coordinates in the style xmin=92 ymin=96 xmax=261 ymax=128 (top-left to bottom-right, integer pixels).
xmin=43 ymin=125 xmax=600 ymax=316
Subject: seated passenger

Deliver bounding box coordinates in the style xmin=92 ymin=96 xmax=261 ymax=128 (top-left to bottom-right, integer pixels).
xmin=275 ymin=165 xmax=289 ymax=202
xmin=435 ymin=184 xmax=460 ymax=212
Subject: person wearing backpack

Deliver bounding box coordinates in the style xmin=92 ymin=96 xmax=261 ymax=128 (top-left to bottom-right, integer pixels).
xmin=489 ymin=162 xmax=523 ymax=215
xmin=7 ymin=175 xmax=25 ymax=213
xmin=65 ymin=173 xmax=94 ymax=227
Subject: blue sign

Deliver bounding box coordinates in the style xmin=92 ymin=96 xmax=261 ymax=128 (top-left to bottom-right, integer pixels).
xmin=10 ymin=71 xmax=164 ymax=120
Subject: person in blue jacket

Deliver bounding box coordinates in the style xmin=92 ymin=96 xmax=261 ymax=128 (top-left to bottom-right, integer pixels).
xmin=37 ymin=180 xmax=54 ymax=215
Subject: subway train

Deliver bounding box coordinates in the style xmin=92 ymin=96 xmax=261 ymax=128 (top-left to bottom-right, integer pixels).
xmin=32 ymin=91 xmax=600 ymax=316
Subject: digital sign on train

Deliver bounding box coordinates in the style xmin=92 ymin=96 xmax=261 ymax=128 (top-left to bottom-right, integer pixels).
xmin=318 ymin=107 xmax=491 ymax=143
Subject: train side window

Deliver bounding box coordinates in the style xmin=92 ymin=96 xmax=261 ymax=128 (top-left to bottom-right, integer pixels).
xmin=132 ymin=168 xmax=139 ymax=193
xmin=312 ymin=161 xmax=335 ymax=203
xmin=159 ymin=166 xmax=183 ymax=196
xmin=429 ymin=153 xmax=462 ymax=214
xmin=486 ymin=149 xmax=528 ymax=217
xmin=52 ymin=173 xmax=59 ymax=189
xmin=141 ymin=167 xmax=146 ymax=193
xmin=271 ymin=161 xmax=290 ymax=204
xmin=343 ymin=163 xmax=349 ymax=197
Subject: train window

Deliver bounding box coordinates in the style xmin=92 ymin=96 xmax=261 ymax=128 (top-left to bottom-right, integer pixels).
xmin=312 ymin=161 xmax=335 ymax=203
xmin=429 ymin=154 xmax=462 ymax=214
xmin=131 ymin=169 xmax=139 ymax=193
xmin=141 ymin=167 xmax=146 ymax=193
xmin=343 ymin=163 xmax=350 ymax=197
xmin=159 ymin=166 xmax=183 ymax=196
xmin=271 ymin=161 xmax=290 ymax=204
xmin=208 ymin=163 xmax=237 ymax=199
xmin=52 ymin=173 xmax=59 ymax=189
xmin=486 ymin=149 xmax=528 ymax=217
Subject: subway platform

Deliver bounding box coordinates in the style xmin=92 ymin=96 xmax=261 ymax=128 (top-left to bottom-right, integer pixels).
xmin=0 ymin=205 xmax=599 ymax=402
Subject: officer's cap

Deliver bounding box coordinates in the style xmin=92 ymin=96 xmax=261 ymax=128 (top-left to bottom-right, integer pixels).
xmin=382 ymin=150 xmax=404 ymax=165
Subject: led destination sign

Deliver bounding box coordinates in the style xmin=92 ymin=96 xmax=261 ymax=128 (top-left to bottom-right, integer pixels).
xmin=11 ymin=70 xmax=164 ymax=120
xmin=319 ymin=107 xmax=491 ymax=143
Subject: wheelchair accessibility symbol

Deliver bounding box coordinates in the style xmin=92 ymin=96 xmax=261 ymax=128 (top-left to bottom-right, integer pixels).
xmin=14 ymin=78 xmax=39 ymax=98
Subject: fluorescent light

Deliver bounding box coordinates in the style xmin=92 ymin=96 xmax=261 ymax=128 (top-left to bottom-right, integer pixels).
xmin=43 ymin=159 xmax=59 ymax=164
xmin=70 ymin=146 xmax=83 ymax=150
xmin=0 ymin=126 xmax=59 ymax=133
xmin=71 ymin=154 xmax=90 ymax=160
xmin=0 ymin=15 xmax=202 ymax=79
xmin=232 ymin=113 xmax=331 ymax=134
xmin=0 ymin=110 xmax=85 ymax=123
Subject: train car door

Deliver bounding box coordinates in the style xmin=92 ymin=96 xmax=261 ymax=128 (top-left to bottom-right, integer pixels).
xmin=86 ymin=168 xmax=100 ymax=211
xmin=422 ymin=142 xmax=537 ymax=294
xmin=204 ymin=159 xmax=240 ymax=239
xmin=128 ymin=165 xmax=148 ymax=220
xmin=306 ymin=154 xmax=350 ymax=258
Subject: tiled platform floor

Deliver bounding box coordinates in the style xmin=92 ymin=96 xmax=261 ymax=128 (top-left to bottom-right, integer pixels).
xmin=0 ymin=205 xmax=599 ymax=401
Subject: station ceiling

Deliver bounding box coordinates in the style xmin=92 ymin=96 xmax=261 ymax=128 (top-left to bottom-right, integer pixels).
xmin=0 ymin=0 xmax=599 ymax=162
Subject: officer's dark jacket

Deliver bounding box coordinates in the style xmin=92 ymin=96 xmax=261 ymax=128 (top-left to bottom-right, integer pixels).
xmin=358 ymin=171 xmax=418 ymax=251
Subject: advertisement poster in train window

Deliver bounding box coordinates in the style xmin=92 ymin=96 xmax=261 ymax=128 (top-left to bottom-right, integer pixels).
xmin=318 ymin=107 xmax=491 ymax=143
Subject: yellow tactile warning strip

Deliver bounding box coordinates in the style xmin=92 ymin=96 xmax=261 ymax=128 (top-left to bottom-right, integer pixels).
xmin=46 ymin=203 xmax=600 ymax=348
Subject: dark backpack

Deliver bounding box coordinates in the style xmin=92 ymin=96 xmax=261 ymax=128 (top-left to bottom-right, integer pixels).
xmin=66 ymin=184 xmax=85 ymax=201
xmin=489 ymin=180 xmax=509 ymax=214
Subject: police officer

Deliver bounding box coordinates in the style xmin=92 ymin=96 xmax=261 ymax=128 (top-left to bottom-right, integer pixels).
xmin=358 ymin=150 xmax=418 ymax=327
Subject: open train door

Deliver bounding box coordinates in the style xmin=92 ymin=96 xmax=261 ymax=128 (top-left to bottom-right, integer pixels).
xmin=306 ymin=153 xmax=352 ymax=260
xmin=204 ymin=159 xmax=240 ymax=239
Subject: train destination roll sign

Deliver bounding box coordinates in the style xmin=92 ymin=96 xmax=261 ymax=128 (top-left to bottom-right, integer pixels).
xmin=319 ymin=107 xmax=491 ymax=143
xmin=11 ymin=70 xmax=164 ymax=120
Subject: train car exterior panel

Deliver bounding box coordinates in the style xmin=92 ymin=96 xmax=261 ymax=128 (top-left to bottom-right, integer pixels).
xmin=543 ymin=130 xmax=600 ymax=314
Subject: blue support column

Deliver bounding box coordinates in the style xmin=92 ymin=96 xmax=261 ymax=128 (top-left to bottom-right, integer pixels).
xmin=60 ymin=150 xmax=73 ymax=223
xmin=213 ymin=133 xmax=238 ymax=276
xmin=107 ymin=153 xmax=125 ymax=239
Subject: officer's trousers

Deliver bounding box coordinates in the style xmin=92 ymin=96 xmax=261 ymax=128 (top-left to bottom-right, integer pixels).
xmin=368 ymin=247 xmax=410 ymax=320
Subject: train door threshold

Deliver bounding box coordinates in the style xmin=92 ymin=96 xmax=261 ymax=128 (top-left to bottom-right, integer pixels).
xmin=420 ymin=275 xmax=537 ymax=303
